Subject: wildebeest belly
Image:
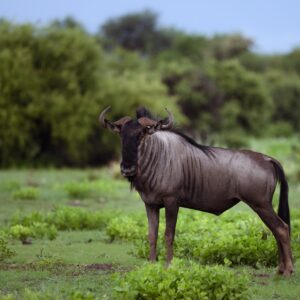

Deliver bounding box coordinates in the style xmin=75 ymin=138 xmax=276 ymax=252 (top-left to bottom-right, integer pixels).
xmin=177 ymin=148 xmax=276 ymax=214
xmin=178 ymin=176 xmax=239 ymax=214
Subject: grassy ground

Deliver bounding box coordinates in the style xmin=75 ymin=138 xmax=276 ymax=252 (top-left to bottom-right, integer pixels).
xmin=0 ymin=137 xmax=300 ymax=299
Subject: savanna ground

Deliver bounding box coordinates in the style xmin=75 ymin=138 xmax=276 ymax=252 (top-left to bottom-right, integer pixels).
xmin=0 ymin=138 xmax=300 ymax=299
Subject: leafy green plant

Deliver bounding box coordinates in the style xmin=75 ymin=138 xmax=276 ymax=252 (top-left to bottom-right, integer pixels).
xmin=106 ymin=211 xmax=281 ymax=267
xmin=46 ymin=207 xmax=116 ymax=230
xmin=114 ymin=259 xmax=250 ymax=299
xmin=8 ymin=225 xmax=32 ymax=243
xmin=106 ymin=215 xmax=146 ymax=242
xmin=12 ymin=187 xmax=38 ymax=200
xmin=29 ymin=250 xmax=65 ymax=271
xmin=64 ymin=182 xmax=92 ymax=198
xmin=8 ymin=223 xmax=57 ymax=243
xmin=11 ymin=207 xmax=117 ymax=231
xmin=1 ymin=180 xmax=21 ymax=192
xmin=2 ymin=288 xmax=101 ymax=300
xmin=0 ymin=238 xmax=15 ymax=262
xmin=64 ymin=178 xmax=135 ymax=200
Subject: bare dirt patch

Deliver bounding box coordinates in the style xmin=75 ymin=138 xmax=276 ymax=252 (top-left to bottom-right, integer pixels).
xmin=84 ymin=263 xmax=114 ymax=271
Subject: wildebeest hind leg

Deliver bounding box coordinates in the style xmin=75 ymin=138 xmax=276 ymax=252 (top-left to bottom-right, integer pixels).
xmin=250 ymin=203 xmax=294 ymax=276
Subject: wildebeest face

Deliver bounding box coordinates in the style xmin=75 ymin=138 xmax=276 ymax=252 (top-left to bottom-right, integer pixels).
xmin=119 ymin=120 xmax=144 ymax=177
xmin=99 ymin=106 xmax=173 ymax=178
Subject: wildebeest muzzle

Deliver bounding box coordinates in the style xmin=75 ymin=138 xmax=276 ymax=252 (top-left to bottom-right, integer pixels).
xmin=120 ymin=162 xmax=137 ymax=177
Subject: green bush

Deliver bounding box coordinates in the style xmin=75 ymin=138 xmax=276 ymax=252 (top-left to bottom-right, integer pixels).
xmin=12 ymin=187 xmax=38 ymax=200
xmin=11 ymin=207 xmax=117 ymax=231
xmin=64 ymin=179 xmax=128 ymax=199
xmin=2 ymin=288 xmax=101 ymax=300
xmin=174 ymin=60 xmax=273 ymax=140
xmin=106 ymin=211 xmax=280 ymax=267
xmin=0 ymin=21 xmax=184 ymax=167
xmin=64 ymin=182 xmax=92 ymax=198
xmin=8 ymin=223 xmax=57 ymax=242
xmin=0 ymin=238 xmax=15 ymax=262
xmin=46 ymin=207 xmax=115 ymax=230
xmin=0 ymin=180 xmax=21 ymax=192
xmin=8 ymin=225 xmax=32 ymax=242
xmin=29 ymin=251 xmax=65 ymax=271
xmin=106 ymin=215 xmax=146 ymax=242
xmin=114 ymin=259 xmax=250 ymax=300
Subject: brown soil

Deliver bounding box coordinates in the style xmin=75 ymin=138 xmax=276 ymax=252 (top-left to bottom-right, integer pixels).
xmin=84 ymin=263 xmax=114 ymax=271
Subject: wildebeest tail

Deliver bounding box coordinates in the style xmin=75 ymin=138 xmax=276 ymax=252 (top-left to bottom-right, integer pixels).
xmin=271 ymin=159 xmax=290 ymax=234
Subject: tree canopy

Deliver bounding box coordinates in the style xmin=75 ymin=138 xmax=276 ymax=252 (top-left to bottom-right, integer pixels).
xmin=0 ymin=12 xmax=299 ymax=167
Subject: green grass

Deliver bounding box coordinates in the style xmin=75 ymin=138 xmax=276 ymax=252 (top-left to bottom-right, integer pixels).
xmin=0 ymin=137 xmax=300 ymax=299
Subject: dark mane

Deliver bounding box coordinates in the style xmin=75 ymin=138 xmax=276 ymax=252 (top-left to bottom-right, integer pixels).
xmin=136 ymin=107 xmax=213 ymax=156
xmin=136 ymin=107 xmax=154 ymax=119
xmin=169 ymin=128 xmax=215 ymax=157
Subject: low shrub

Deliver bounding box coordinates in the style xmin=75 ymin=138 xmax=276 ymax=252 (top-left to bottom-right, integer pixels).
xmin=64 ymin=182 xmax=92 ymax=198
xmin=8 ymin=225 xmax=32 ymax=243
xmin=29 ymin=250 xmax=65 ymax=271
xmin=64 ymin=179 xmax=129 ymax=200
xmin=11 ymin=207 xmax=117 ymax=231
xmin=114 ymin=259 xmax=250 ymax=300
xmin=1 ymin=288 xmax=102 ymax=300
xmin=106 ymin=215 xmax=147 ymax=242
xmin=106 ymin=211 xmax=280 ymax=267
xmin=8 ymin=223 xmax=57 ymax=243
xmin=12 ymin=187 xmax=38 ymax=200
xmin=0 ymin=238 xmax=15 ymax=262
xmin=1 ymin=180 xmax=21 ymax=192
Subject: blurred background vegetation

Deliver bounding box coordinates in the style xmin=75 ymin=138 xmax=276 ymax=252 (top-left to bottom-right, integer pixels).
xmin=0 ymin=10 xmax=300 ymax=168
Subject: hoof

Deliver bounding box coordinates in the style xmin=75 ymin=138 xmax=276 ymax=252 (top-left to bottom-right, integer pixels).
xmin=277 ymin=268 xmax=294 ymax=277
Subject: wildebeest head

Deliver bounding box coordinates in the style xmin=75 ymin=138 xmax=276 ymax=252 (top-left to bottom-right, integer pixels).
xmin=99 ymin=107 xmax=173 ymax=178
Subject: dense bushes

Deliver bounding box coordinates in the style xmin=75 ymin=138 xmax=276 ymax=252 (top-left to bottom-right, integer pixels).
xmin=0 ymin=21 xmax=181 ymax=167
xmin=2 ymin=289 xmax=102 ymax=300
xmin=1 ymin=15 xmax=300 ymax=167
xmin=12 ymin=187 xmax=38 ymax=200
xmin=114 ymin=259 xmax=250 ymax=299
xmin=105 ymin=210 xmax=300 ymax=267
xmin=174 ymin=60 xmax=272 ymax=144
xmin=7 ymin=207 xmax=279 ymax=267
xmin=0 ymin=206 xmax=117 ymax=243
xmin=8 ymin=223 xmax=57 ymax=243
xmin=63 ymin=177 xmax=133 ymax=199
xmin=11 ymin=206 xmax=116 ymax=232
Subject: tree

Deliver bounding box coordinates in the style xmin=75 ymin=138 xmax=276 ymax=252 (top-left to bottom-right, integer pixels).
xmin=0 ymin=20 xmax=184 ymax=167
xmin=282 ymin=48 xmax=300 ymax=75
xmin=100 ymin=10 xmax=173 ymax=55
xmin=267 ymin=72 xmax=300 ymax=131
xmin=210 ymin=34 xmax=253 ymax=60
xmin=0 ymin=22 xmax=41 ymax=166
xmin=50 ymin=16 xmax=86 ymax=32
xmin=174 ymin=60 xmax=273 ymax=144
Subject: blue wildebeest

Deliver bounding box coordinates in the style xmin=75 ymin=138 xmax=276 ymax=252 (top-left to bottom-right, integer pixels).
xmin=99 ymin=107 xmax=294 ymax=276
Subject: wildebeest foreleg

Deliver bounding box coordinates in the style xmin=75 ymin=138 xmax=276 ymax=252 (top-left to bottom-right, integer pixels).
xmin=164 ymin=199 xmax=179 ymax=265
xmin=145 ymin=204 xmax=160 ymax=262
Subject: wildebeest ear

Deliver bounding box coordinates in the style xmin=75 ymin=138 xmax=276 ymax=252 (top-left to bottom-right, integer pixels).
xmin=114 ymin=116 xmax=132 ymax=127
xmin=136 ymin=107 xmax=154 ymax=119
xmin=110 ymin=116 xmax=132 ymax=132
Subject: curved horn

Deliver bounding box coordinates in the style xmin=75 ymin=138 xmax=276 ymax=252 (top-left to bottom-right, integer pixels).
xmin=161 ymin=108 xmax=174 ymax=129
xmin=99 ymin=106 xmax=111 ymax=128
